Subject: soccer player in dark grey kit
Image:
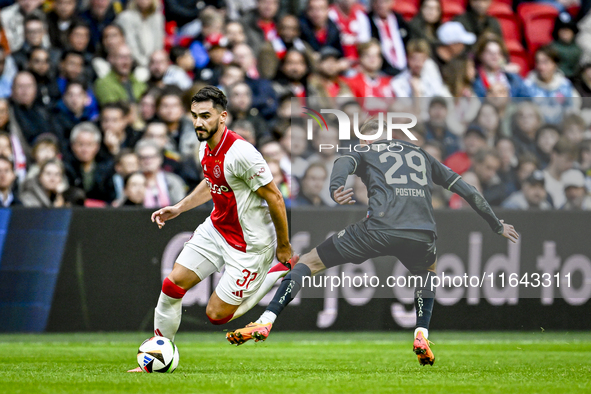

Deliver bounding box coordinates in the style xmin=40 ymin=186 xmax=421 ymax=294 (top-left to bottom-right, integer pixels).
xmin=227 ymin=118 xmax=520 ymax=366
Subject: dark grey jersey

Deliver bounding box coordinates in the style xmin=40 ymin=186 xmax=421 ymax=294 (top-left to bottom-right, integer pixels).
xmin=329 ymin=140 xmax=503 ymax=237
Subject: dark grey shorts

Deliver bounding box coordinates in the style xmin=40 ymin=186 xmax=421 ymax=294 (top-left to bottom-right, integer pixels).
xmin=316 ymin=220 xmax=437 ymax=274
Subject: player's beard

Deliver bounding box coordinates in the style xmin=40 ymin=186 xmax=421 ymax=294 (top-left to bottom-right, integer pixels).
xmin=196 ymin=118 xmax=220 ymax=141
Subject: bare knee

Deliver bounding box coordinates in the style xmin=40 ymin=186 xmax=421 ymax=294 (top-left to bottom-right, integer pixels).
xmin=206 ymin=305 xmax=233 ymax=325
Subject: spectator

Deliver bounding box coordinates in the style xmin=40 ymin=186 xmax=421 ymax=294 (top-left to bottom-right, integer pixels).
xmin=300 ymin=0 xmax=344 ymax=57
xmin=454 ymin=0 xmax=502 ymax=42
xmin=23 ymin=134 xmax=61 ymax=185
xmin=113 ymin=171 xmax=147 ymax=207
xmin=268 ymin=159 xmax=291 ymax=205
xmin=367 ymin=0 xmax=409 ymax=76
xmin=525 ymin=46 xmax=579 ymax=125
xmin=514 ymin=152 xmax=540 ymax=191
xmin=162 ymin=0 xmax=224 ymax=32
xmin=231 ymin=43 xmax=278 ymax=120
xmin=561 ymin=169 xmax=591 ymax=210
xmin=0 ymin=155 xmax=21 ymax=207
xmin=116 ymin=0 xmax=165 ymax=67
xmin=511 ymin=101 xmax=544 ymax=156
xmin=0 ymin=99 xmax=27 ymax=180
xmin=308 ymin=46 xmax=353 ymax=108
xmin=136 ymin=139 xmax=186 ymax=208
xmin=12 ymin=13 xmax=61 ymax=72
xmin=232 ymin=119 xmax=257 ymax=146
xmin=449 ymin=170 xmax=482 ymax=209
xmin=57 ymin=50 xmax=99 ymax=114
xmin=26 ymin=47 xmax=61 ymax=109
xmin=92 ymin=23 xmax=127 ymax=78
xmin=10 ymin=71 xmax=52 ymax=147
xmin=391 ymin=38 xmax=446 ymax=98
xmin=471 ymin=147 xmax=506 ymax=206
xmin=344 ymin=39 xmax=395 ymax=100
xmin=226 ymin=21 xmax=247 ymax=48
xmin=535 ymin=124 xmax=561 ymax=168
xmin=196 ymin=33 xmax=229 ymax=85
xmin=550 ymin=12 xmax=581 ymax=79
xmin=543 ymin=137 xmax=578 ymax=208
xmin=65 ymin=122 xmax=114 ymax=202
xmin=409 ymin=0 xmax=442 ymax=47
xmin=257 ymin=14 xmax=315 ymax=80
xmin=169 ymin=46 xmax=195 ymax=79
xmin=443 ymin=55 xmax=476 ymax=99
xmin=136 ymin=88 xmax=160 ymax=129
xmin=47 ymin=0 xmax=78 ymax=49
xmin=502 ymin=170 xmax=551 ymax=210
xmin=65 ymin=21 xmax=97 ymax=82
xmin=562 ymin=113 xmax=586 ymax=145
xmin=273 ymin=48 xmax=311 ymax=99
xmin=227 ymin=82 xmax=267 ymax=138
xmin=240 ymin=0 xmax=280 ymax=56
xmin=328 ymin=0 xmax=371 ymax=61
xmin=473 ymin=101 xmax=502 ymax=146
xmin=496 ymin=136 xmax=518 ymax=196
xmin=52 ymin=80 xmax=97 ymax=147
xmin=473 ymin=36 xmax=531 ymax=98
xmin=148 ymin=50 xmax=193 ymax=91
xmin=100 ymin=102 xmax=140 ymax=159
xmin=108 ymin=148 xmax=140 ymax=201
xmin=0 ymin=46 xmax=18 ymax=98
xmin=143 ymin=120 xmax=182 ymax=174
xmin=188 ymin=7 xmax=226 ymax=70
xmin=21 ymin=158 xmax=82 ymax=207
xmin=79 ymin=0 xmax=120 ymax=54
xmin=94 ymin=44 xmax=147 ymax=106
xmin=0 ymin=0 xmax=45 ymax=52
xmin=578 ymin=139 xmax=591 ymax=189
xmin=288 ymin=120 xmax=311 ymax=179
xmin=293 ymin=161 xmax=328 ymax=206
xmin=155 ymin=88 xmax=197 ymax=157
xmin=433 ymin=22 xmax=476 ymax=71
xmin=260 ymin=139 xmax=292 ymax=178
xmin=424 ymin=97 xmax=461 ymax=159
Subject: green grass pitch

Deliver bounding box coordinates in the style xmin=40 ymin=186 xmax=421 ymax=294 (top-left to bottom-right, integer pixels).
xmin=1 ymin=331 xmax=590 ymax=394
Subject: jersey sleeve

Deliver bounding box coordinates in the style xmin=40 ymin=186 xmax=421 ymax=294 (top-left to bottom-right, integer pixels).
xmin=425 ymin=149 xmax=461 ymax=190
xmin=230 ymin=140 xmax=273 ymax=192
xmin=329 ymin=152 xmax=362 ymax=201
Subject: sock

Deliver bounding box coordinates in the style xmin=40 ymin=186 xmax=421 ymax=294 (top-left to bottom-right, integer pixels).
xmin=154 ymin=278 xmax=186 ymax=341
xmin=256 ymin=310 xmax=277 ymax=324
xmin=229 ymin=263 xmax=290 ymax=321
xmin=414 ymin=327 xmax=429 ymax=339
xmin=414 ymin=272 xmax=436 ymax=333
xmin=265 ymin=264 xmax=311 ymax=317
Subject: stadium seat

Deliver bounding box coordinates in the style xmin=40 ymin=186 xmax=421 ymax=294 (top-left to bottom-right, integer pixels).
xmin=492 ymin=0 xmax=513 ymax=6
xmin=391 ymin=0 xmax=419 ymax=21
xmin=518 ymin=3 xmax=559 ymax=54
xmin=509 ymin=49 xmax=531 ymax=77
xmin=488 ymin=2 xmax=523 ymax=53
xmin=441 ymin=0 xmax=466 ymax=22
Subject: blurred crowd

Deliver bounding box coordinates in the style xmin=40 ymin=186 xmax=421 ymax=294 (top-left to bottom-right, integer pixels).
xmin=0 ymin=0 xmax=589 ymax=210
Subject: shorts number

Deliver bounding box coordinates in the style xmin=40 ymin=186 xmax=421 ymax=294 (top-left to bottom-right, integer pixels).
xmin=379 ymin=151 xmax=427 ymax=186
xmin=236 ymin=269 xmax=258 ymax=290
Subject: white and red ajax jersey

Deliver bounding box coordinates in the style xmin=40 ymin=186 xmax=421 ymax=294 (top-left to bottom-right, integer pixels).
xmin=328 ymin=3 xmax=370 ymax=60
xmin=200 ymin=128 xmax=275 ymax=254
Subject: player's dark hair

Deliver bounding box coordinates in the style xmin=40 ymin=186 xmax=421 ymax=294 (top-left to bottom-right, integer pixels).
xmin=359 ymin=116 xmax=387 ymax=136
xmin=191 ymin=86 xmax=228 ymax=112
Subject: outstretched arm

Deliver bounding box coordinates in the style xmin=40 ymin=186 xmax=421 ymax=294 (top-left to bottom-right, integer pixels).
xmin=450 ymin=178 xmax=519 ymax=243
xmin=329 ymin=156 xmax=357 ymax=205
xmin=151 ymin=179 xmax=212 ymax=229
xmin=255 ymin=181 xmax=292 ymax=263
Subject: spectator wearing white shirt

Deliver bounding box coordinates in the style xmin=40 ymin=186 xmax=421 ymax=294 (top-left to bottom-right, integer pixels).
xmin=543 ymin=138 xmax=578 ymax=209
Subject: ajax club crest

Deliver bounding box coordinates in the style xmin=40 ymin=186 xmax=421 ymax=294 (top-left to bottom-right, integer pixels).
xmin=213 ymin=165 xmax=222 ymax=178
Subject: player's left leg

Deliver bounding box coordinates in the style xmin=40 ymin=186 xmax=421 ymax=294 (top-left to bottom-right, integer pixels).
xmin=205 ymin=290 xmax=240 ymax=325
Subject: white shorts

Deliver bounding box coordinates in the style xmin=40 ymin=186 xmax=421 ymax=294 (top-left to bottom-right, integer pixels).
xmin=176 ymin=217 xmax=276 ymax=305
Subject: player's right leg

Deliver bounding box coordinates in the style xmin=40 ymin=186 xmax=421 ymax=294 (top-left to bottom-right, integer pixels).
xmin=226 ymin=249 xmax=326 ymax=345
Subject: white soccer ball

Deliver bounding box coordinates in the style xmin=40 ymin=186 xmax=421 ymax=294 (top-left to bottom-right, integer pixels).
xmin=136 ymin=336 xmax=179 ymax=373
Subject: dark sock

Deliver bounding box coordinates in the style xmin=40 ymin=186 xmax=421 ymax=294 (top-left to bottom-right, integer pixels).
xmin=266 ymin=264 xmax=312 ymax=316
xmin=414 ymin=272 xmax=436 ymax=329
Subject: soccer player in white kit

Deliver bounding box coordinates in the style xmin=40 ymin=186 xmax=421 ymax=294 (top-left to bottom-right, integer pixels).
xmin=128 ymin=87 xmax=293 ymax=371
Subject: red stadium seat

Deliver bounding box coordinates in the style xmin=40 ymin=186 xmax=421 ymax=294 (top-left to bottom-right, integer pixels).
xmin=492 ymin=0 xmax=513 ymax=6
xmin=518 ymin=3 xmax=559 ymax=54
xmin=441 ymin=1 xmax=466 ymax=22
xmin=509 ymin=49 xmax=531 ymax=77
xmin=392 ymin=0 xmax=419 ymax=21
xmin=488 ymin=2 xmax=523 ymax=51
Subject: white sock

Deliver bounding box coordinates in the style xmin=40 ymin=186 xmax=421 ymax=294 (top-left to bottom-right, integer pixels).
xmin=414 ymin=327 xmax=429 ymax=339
xmin=154 ymin=292 xmax=183 ymax=341
xmin=256 ymin=310 xmax=277 ymax=325
xmin=229 ymin=265 xmax=288 ymax=321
